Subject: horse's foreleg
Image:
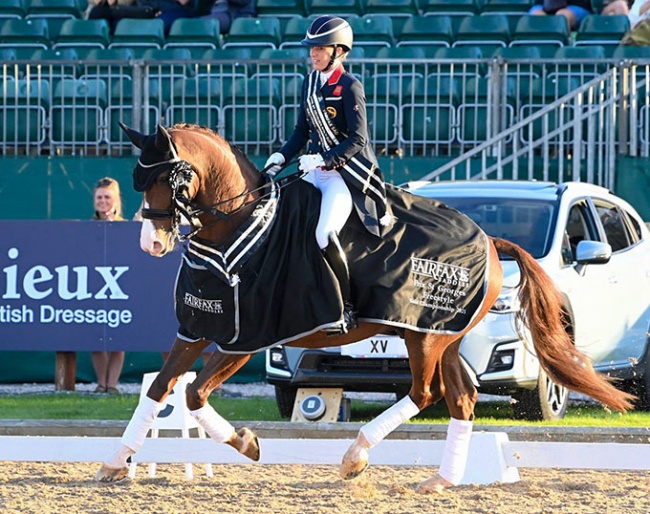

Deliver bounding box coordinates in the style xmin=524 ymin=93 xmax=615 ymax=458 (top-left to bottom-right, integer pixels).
xmin=416 ymin=340 xmax=477 ymax=494
xmin=186 ymin=350 xmax=260 ymax=461
xmin=95 ymin=337 xmax=209 ymax=482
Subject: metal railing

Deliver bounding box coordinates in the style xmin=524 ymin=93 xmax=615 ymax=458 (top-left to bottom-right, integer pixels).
xmin=1 ymin=55 xmax=648 ymax=190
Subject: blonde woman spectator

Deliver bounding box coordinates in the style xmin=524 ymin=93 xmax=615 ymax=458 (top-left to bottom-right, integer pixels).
xmin=91 ymin=177 xmax=126 ymax=394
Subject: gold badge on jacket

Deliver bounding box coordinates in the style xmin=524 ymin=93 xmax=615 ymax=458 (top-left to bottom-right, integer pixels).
xmin=326 ymin=106 xmax=337 ymax=118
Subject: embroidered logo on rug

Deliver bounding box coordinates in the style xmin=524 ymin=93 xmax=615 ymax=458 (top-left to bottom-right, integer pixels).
xmin=410 ymin=257 xmax=470 ymax=284
xmin=184 ymin=292 xmax=223 ymax=314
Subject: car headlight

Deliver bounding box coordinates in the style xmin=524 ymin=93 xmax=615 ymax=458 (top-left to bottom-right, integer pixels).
xmin=490 ymin=287 xmax=520 ymax=313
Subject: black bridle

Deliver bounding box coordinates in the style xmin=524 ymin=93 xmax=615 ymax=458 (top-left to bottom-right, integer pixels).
xmin=140 ymin=158 xmax=302 ymax=242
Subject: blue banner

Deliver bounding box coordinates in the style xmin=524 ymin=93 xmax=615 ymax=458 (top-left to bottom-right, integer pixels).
xmin=0 ymin=220 xmax=183 ymax=351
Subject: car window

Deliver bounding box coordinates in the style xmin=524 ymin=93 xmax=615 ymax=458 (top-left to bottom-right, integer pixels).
xmin=594 ymin=201 xmax=632 ymax=252
xmin=436 ymin=197 xmax=556 ymax=258
xmin=562 ymin=203 xmax=596 ymax=264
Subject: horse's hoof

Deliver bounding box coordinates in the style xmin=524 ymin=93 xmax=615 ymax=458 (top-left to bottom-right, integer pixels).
xmin=415 ymin=475 xmax=453 ymax=494
xmin=238 ymin=427 xmax=260 ymax=462
xmin=94 ymin=464 xmax=129 ymax=483
xmin=340 ymin=459 xmax=368 ymax=480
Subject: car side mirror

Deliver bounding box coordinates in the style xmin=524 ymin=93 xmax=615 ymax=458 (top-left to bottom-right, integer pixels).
xmin=575 ymin=240 xmax=612 ymax=265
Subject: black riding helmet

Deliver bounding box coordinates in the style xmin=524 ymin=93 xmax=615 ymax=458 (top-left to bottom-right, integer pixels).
xmin=301 ymin=15 xmax=353 ymax=71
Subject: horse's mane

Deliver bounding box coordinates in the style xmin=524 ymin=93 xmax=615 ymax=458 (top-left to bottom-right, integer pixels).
xmin=169 ymin=123 xmax=260 ymax=174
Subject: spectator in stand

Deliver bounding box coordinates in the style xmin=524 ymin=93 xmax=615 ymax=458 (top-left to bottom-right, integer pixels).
xmin=203 ymin=0 xmax=256 ymax=34
xmin=91 ymin=177 xmax=126 ymax=394
xmin=86 ymin=0 xmax=197 ymax=35
xmin=601 ymin=0 xmax=633 ymax=16
xmin=157 ymin=0 xmax=198 ymax=34
xmin=528 ymin=0 xmax=593 ymax=30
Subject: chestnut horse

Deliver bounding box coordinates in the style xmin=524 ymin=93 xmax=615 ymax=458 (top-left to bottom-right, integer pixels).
xmin=95 ymin=123 xmax=634 ymax=493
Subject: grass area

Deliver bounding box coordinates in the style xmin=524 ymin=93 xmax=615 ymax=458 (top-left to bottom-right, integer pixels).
xmin=1 ymin=393 xmax=649 ymax=427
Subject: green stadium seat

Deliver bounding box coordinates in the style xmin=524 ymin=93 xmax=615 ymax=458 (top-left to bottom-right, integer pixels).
xmin=612 ymin=45 xmax=650 ymax=61
xmin=223 ymin=17 xmax=282 ymax=49
xmin=279 ymin=15 xmax=313 ymax=49
xmin=222 ymin=76 xmax=280 ymax=145
xmin=30 ymin=48 xmax=80 ymax=79
xmin=547 ymin=46 xmax=608 ymax=81
xmin=373 ymin=46 xmax=428 ymax=79
xmin=255 ymin=48 xmax=308 ymax=80
xmin=457 ymin=76 xmax=515 ymax=143
xmin=574 ymin=15 xmax=630 ymax=47
xmin=519 ymin=76 xmax=582 ymax=145
xmin=453 ymin=14 xmax=511 ymax=51
xmin=142 ymin=48 xmax=192 ymax=84
xmin=306 ymin=0 xmax=365 ymax=17
xmin=510 ymin=15 xmax=570 ymax=47
xmin=50 ymin=78 xmax=108 ymax=145
xmin=396 ymin=15 xmax=454 ymax=49
xmin=193 ymin=47 xmax=253 ymax=81
xmin=26 ymin=0 xmax=82 ymax=19
xmin=364 ymin=0 xmax=420 ymax=17
xmin=256 ymin=0 xmax=307 ymax=18
xmin=166 ymin=76 xmax=222 ymax=129
xmin=0 ymin=48 xmax=17 ymax=61
xmin=491 ymin=45 xmax=544 ymax=82
xmin=363 ymin=75 xmax=401 ymax=144
xmin=433 ymin=46 xmax=486 ymax=78
xmin=401 ymin=75 xmax=461 ymax=146
xmin=421 ymin=0 xmax=483 ymax=16
xmin=53 ymin=18 xmax=110 ymax=50
xmin=481 ymin=0 xmax=534 ymax=15
xmin=0 ymin=0 xmax=27 ymax=20
xmin=0 ymin=18 xmax=50 ymax=51
xmin=164 ymin=17 xmax=221 ymax=53
xmin=109 ymin=18 xmax=165 ymax=50
xmin=0 ymin=78 xmax=49 ymax=146
xmin=348 ymin=16 xmax=395 ymax=50
xmin=106 ymin=79 xmax=162 ymax=146
xmin=79 ymin=48 xmax=134 ymax=99
xmin=278 ymin=75 xmax=302 ymax=143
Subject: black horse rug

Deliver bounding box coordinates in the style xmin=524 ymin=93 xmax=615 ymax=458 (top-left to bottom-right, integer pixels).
xmin=175 ymin=179 xmax=490 ymax=353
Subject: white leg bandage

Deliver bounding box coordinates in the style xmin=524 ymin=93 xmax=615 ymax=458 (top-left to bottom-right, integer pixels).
xmin=121 ymin=395 xmax=164 ymax=453
xmin=190 ymin=404 xmax=236 ymax=443
xmin=438 ymin=417 xmax=473 ymax=485
xmin=359 ymin=396 xmax=420 ymax=448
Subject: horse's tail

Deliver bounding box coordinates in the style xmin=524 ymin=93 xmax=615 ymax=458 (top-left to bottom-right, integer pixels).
xmin=491 ymin=237 xmax=635 ymax=413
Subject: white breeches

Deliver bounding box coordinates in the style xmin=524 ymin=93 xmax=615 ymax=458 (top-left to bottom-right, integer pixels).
xmin=302 ymin=167 xmax=353 ymax=249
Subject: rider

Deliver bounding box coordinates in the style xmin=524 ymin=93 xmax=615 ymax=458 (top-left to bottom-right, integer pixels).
xmin=264 ymin=15 xmax=392 ymax=335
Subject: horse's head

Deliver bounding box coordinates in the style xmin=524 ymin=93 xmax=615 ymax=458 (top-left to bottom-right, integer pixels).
xmin=121 ymin=122 xmax=263 ymax=257
xmin=120 ymin=122 xmax=201 ymax=256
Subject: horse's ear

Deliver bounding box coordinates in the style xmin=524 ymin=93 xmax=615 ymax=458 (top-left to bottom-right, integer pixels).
xmin=119 ymin=122 xmax=147 ymax=149
xmin=155 ymin=124 xmax=174 ymax=152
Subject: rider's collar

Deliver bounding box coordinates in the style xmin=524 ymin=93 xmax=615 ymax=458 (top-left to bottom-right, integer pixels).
xmin=321 ymin=64 xmax=344 ymax=87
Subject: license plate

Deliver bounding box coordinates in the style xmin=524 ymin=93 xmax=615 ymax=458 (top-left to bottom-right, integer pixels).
xmin=341 ymin=335 xmax=407 ymax=358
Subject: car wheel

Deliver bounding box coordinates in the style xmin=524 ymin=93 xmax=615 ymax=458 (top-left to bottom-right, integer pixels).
xmin=274 ymin=385 xmax=298 ymax=418
xmin=512 ymin=368 xmax=570 ymax=421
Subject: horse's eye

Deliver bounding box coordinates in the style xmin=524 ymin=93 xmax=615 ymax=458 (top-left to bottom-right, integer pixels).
xmin=157 ymin=173 xmax=170 ymax=185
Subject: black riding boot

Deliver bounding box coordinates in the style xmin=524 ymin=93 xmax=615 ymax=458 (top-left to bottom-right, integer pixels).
xmin=322 ymin=234 xmax=358 ymax=335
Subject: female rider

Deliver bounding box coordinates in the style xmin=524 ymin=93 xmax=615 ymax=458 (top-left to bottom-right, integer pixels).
xmin=265 ymin=15 xmax=392 ymax=335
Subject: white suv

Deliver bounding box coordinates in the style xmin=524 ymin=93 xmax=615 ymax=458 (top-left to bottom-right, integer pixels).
xmin=266 ymin=181 xmax=650 ymax=420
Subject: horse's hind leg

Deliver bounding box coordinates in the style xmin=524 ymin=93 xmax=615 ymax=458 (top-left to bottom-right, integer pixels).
xmin=185 ymin=349 xmax=260 ymax=462
xmin=416 ymin=340 xmax=478 ymax=494
xmin=340 ymin=331 xmax=453 ymax=480
xmin=95 ymin=336 xmax=209 ymax=482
